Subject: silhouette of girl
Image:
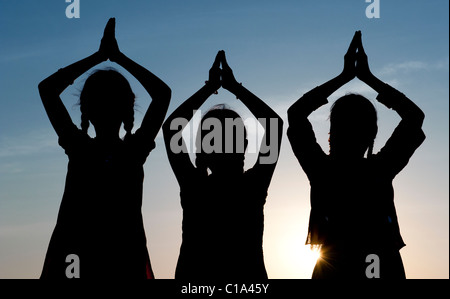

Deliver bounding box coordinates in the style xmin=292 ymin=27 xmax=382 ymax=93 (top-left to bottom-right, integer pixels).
xmin=163 ymin=51 xmax=283 ymax=279
xmin=39 ymin=18 xmax=171 ymax=279
xmin=287 ymin=31 xmax=425 ymax=279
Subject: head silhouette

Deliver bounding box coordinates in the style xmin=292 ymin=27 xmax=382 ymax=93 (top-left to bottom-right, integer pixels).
xmin=79 ymin=69 xmax=135 ymax=139
xmin=329 ymin=94 xmax=377 ymax=159
xmin=195 ymin=104 xmax=248 ymax=176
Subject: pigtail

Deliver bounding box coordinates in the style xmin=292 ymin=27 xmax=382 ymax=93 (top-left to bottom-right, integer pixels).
xmin=195 ymin=153 xmax=209 ymax=176
xmin=123 ymin=106 xmax=134 ymax=141
xmin=78 ymin=68 xmax=136 ymax=139
xmin=367 ymin=141 xmax=374 ymax=158
xmin=80 ymin=108 xmax=90 ymax=134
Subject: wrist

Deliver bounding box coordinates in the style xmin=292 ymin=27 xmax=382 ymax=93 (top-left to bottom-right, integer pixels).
xmin=204 ymin=81 xmax=220 ymax=94
xmin=338 ymin=72 xmax=352 ymax=84
xmin=358 ymin=71 xmax=375 ymax=83
xmin=93 ymin=51 xmax=107 ymax=63
xmin=224 ymin=80 xmax=241 ymax=93
xmin=110 ymin=51 xmax=126 ymax=63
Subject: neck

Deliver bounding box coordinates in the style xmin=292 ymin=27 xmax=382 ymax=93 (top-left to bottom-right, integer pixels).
xmin=210 ymin=169 xmax=244 ymax=179
xmin=94 ymin=130 xmax=121 ymax=142
xmin=330 ymin=150 xmax=366 ymax=161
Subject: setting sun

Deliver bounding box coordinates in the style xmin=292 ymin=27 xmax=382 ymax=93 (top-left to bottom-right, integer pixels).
xmin=308 ymin=247 xmax=322 ymax=263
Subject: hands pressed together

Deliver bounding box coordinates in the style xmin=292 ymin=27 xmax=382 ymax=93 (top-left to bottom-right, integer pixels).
xmin=98 ymin=18 xmax=122 ymax=63
xmin=207 ymin=50 xmax=241 ymax=94
xmin=341 ymin=30 xmax=374 ymax=84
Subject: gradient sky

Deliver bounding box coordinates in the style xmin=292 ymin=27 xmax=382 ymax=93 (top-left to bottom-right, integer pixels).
xmin=0 ymin=1 xmax=448 ymax=279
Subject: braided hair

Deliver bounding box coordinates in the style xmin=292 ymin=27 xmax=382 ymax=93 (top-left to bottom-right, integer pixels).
xmin=79 ymin=69 xmax=135 ymax=139
xmin=329 ymin=94 xmax=378 ymax=158
xmin=195 ymin=104 xmax=247 ymax=175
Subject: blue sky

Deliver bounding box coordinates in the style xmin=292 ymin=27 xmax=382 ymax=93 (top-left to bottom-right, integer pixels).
xmin=0 ymin=1 xmax=448 ymax=278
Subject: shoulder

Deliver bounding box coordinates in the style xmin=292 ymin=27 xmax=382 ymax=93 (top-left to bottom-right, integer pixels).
xmin=124 ymin=129 xmax=157 ymax=156
xmin=58 ymin=125 xmax=91 ymax=154
xmin=242 ymin=169 xmax=269 ymax=200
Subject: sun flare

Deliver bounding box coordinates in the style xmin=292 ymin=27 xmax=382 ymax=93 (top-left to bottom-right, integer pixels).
xmin=309 ymin=247 xmax=322 ymax=261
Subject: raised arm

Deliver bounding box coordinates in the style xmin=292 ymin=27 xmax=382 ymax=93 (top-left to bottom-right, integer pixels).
xmin=38 ymin=38 xmax=107 ymax=137
xmin=102 ymin=18 xmax=171 ymax=141
xmin=220 ymin=51 xmax=283 ymax=186
xmin=162 ymin=52 xmax=221 ymax=185
xmin=288 ymin=31 xmax=361 ymax=120
xmin=356 ymin=32 xmax=425 ymax=175
xmin=356 ymin=33 xmax=425 ymax=126
xmin=287 ymin=32 xmax=361 ymax=174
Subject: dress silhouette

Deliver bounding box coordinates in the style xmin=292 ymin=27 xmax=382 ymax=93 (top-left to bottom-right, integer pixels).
xmin=39 ymin=18 xmax=171 ymax=279
xmin=163 ymin=51 xmax=283 ymax=279
xmin=287 ymin=31 xmax=425 ymax=278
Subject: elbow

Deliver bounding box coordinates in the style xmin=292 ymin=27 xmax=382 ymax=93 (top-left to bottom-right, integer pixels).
xmin=38 ymin=79 xmax=52 ymax=100
xmin=160 ymin=83 xmax=172 ymax=102
xmin=154 ymin=86 xmax=172 ymax=106
xmin=410 ymin=108 xmax=425 ymax=128
xmin=162 ymin=113 xmax=176 ymax=136
xmin=287 ymin=106 xmax=298 ymax=126
xmin=278 ymin=119 xmax=284 ymax=139
xmin=38 ymin=79 xmax=48 ymax=94
xmin=287 ymin=106 xmax=293 ymax=123
xmin=163 ymin=86 xmax=172 ymax=102
xmin=38 ymin=78 xmax=58 ymax=98
xmin=287 ymin=105 xmax=294 ymax=119
xmin=278 ymin=117 xmax=284 ymax=131
xmin=417 ymin=109 xmax=425 ymax=126
xmin=162 ymin=122 xmax=173 ymax=146
xmin=162 ymin=117 xmax=171 ymax=134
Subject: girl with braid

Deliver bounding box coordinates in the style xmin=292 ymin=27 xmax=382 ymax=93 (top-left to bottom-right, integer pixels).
xmin=39 ymin=18 xmax=171 ymax=279
xmin=287 ymin=31 xmax=425 ymax=278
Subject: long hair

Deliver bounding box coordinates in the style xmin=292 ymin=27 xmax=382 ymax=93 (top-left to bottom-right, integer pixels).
xmin=329 ymin=94 xmax=378 ymax=158
xmin=79 ymin=68 xmax=135 ymax=139
xmin=195 ymin=104 xmax=247 ymax=174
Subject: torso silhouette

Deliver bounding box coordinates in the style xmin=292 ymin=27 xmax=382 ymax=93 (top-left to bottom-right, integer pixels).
xmin=175 ymin=168 xmax=268 ymax=280
xmin=41 ymin=125 xmax=155 ymax=279
xmin=306 ymin=156 xmax=404 ymax=250
xmin=287 ymin=91 xmax=425 ymax=278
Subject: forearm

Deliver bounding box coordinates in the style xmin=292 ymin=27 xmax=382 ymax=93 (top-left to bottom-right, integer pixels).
xmin=39 ymin=52 xmax=104 ymax=96
xmin=163 ymin=83 xmax=216 ymax=133
xmin=229 ymin=83 xmax=281 ymax=121
xmin=377 ymin=83 xmax=425 ymax=126
xmin=114 ymin=52 xmax=171 ymax=102
xmin=318 ymin=72 xmax=351 ymax=99
xmin=360 ymin=71 xmax=424 ymax=124
xmin=288 ymin=73 xmax=351 ymax=122
xmin=288 ymin=89 xmax=328 ymax=124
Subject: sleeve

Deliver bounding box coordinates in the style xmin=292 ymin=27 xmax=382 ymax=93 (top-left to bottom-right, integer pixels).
xmin=243 ymin=167 xmax=269 ymax=206
xmin=128 ymin=127 xmax=157 ymax=163
xmin=374 ymin=86 xmax=426 ymax=178
xmin=287 ymin=89 xmax=328 ymax=179
xmin=57 ymin=123 xmax=89 ymax=156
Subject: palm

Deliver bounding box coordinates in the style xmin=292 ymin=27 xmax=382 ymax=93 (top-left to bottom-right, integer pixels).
xmin=208 ymin=51 xmax=222 ymax=92
xmin=355 ymin=34 xmax=373 ymax=83
xmin=342 ymin=31 xmax=360 ymax=82
xmin=99 ymin=18 xmax=120 ymax=61
xmin=220 ymin=51 xmax=239 ymax=91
